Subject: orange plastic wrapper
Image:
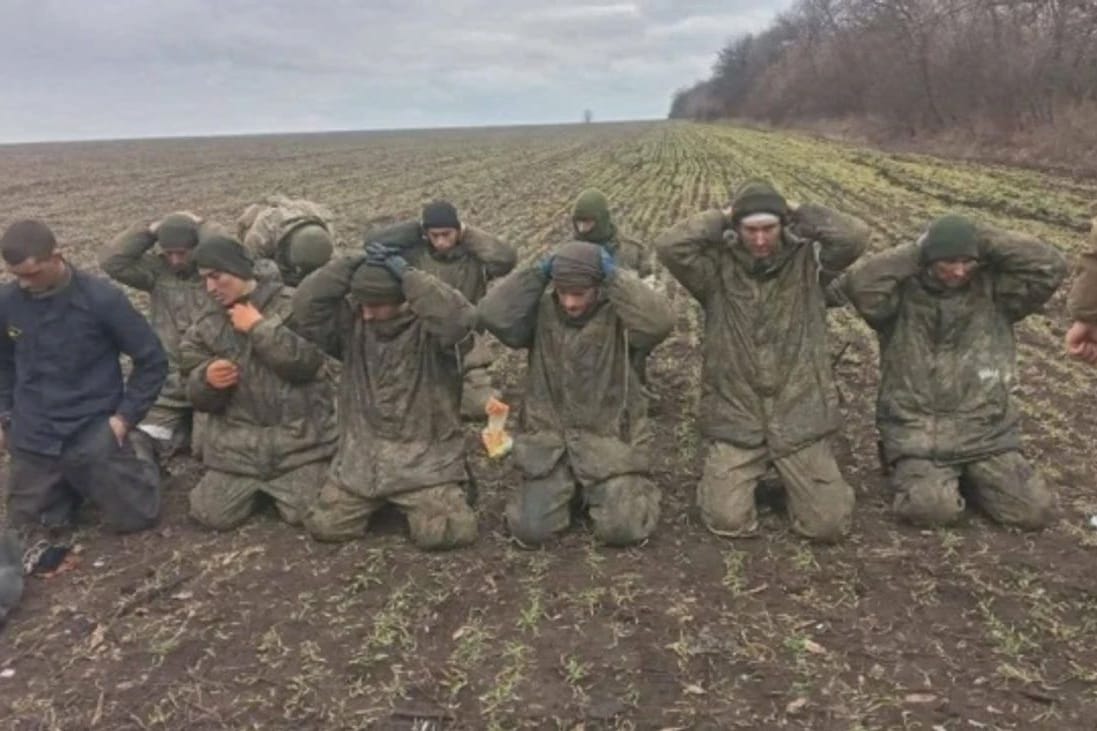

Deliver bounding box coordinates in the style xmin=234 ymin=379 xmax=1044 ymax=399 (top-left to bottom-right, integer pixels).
xmin=481 ymin=396 xmax=513 ymax=458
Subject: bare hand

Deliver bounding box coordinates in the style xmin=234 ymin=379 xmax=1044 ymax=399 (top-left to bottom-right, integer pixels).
xmin=230 ymin=302 xmax=264 ymax=333
xmin=1066 ymin=321 xmax=1097 ymax=365
xmin=108 ymin=415 xmax=129 ymax=446
xmin=721 ymin=205 xmax=734 ymax=225
xmin=206 ymin=359 xmax=240 ymax=389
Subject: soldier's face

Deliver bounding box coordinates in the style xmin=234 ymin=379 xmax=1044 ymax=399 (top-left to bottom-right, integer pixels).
xmin=8 ymin=254 xmax=65 ymax=293
xmin=426 ymin=228 xmax=460 ymax=253
xmin=738 ymin=221 xmax=782 ymax=259
xmin=930 ymin=258 xmax=978 ymax=288
xmin=574 ymin=218 xmax=596 ymax=235
xmin=556 ymin=285 xmax=599 ymax=319
xmin=360 ymin=302 xmax=406 ymax=322
xmin=200 ymin=268 xmax=250 ymax=306
xmin=161 ymin=248 xmax=191 ymax=273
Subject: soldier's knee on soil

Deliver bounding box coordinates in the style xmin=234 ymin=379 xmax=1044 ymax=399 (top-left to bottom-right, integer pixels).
xmin=893 ymin=481 xmax=965 ymax=528
xmin=589 ymin=480 xmax=661 ymax=547
xmin=188 ymin=494 xmax=249 ymax=533
xmin=302 ymin=508 xmax=360 ymax=543
xmin=789 ymin=481 xmax=854 ymax=543
xmin=698 ymin=491 xmax=758 ymax=538
xmin=408 ymin=502 xmax=478 ymax=551
xmin=998 ymin=483 xmax=1055 ymax=531
xmin=504 ymin=503 xmax=559 ymax=547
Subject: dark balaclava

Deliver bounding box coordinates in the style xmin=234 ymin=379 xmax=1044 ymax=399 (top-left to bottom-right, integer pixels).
xmin=193 ymin=234 xmax=255 ymax=279
xmin=919 ymin=214 xmax=980 ymax=264
xmin=571 ymin=189 xmax=616 ymax=244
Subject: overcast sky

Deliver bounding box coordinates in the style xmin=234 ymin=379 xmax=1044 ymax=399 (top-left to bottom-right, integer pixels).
xmin=1 ymin=0 xmax=794 ymax=143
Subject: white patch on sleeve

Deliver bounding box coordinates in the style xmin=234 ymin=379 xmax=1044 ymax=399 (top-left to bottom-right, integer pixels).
xmin=977 ymin=368 xmax=1001 ymax=383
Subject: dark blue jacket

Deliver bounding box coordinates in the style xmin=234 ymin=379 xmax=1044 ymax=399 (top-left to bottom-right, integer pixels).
xmin=0 ymin=266 xmax=167 ymax=456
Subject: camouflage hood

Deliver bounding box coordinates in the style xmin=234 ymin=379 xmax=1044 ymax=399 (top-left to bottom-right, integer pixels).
xmin=572 ymin=189 xmax=617 ymax=245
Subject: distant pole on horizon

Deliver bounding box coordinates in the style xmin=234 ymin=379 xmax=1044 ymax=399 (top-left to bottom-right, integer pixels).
xmin=583 ymin=109 xmax=593 ymax=124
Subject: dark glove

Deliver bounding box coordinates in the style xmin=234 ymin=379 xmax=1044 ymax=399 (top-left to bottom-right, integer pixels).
xmin=382 ymin=253 xmax=409 ymax=281
xmin=599 ymin=247 xmax=618 ymax=280
xmin=538 ymin=254 xmax=555 ymax=280
xmin=364 ymin=241 xmax=390 ymax=264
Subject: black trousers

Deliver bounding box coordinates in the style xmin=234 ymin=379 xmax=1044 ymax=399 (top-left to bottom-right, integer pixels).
xmin=6 ymin=419 xmax=161 ymax=534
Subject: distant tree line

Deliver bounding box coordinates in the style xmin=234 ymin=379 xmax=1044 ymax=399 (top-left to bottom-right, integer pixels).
xmin=669 ymin=0 xmax=1097 ymax=137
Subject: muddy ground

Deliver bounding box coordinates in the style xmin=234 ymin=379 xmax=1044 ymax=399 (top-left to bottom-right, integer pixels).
xmin=1 ymin=122 xmax=1096 ymax=729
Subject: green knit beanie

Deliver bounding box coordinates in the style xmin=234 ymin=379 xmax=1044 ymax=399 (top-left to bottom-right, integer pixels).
xmin=285 ymin=223 xmax=334 ymax=274
xmin=350 ymin=262 xmax=405 ymax=305
xmin=730 ymin=180 xmax=789 ymax=225
xmin=572 ymin=189 xmax=615 ymax=244
xmin=193 ymin=235 xmax=255 ymax=279
xmin=919 ymin=215 xmax=979 ymax=264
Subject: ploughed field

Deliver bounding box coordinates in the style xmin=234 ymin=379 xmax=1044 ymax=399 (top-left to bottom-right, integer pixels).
xmin=2 ymin=122 xmax=1097 ymax=729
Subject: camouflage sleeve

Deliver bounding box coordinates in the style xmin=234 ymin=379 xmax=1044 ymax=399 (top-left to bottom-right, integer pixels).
xmin=979 ymin=225 xmax=1068 ymax=322
xmin=290 ymin=255 xmax=362 ymax=360
xmin=616 ymin=235 xmax=654 ymax=279
xmin=839 ymin=243 xmax=920 ymax=330
xmin=1067 ymin=220 xmax=1097 ymax=324
xmin=98 ymin=222 xmax=160 ymax=292
xmin=247 ymin=309 xmax=328 ymax=385
xmin=607 ymin=270 xmax=674 ymax=352
xmin=462 ymin=226 xmax=518 ymax=280
xmin=476 ymin=266 xmax=546 ymax=349
xmin=654 ymin=210 xmax=724 ymax=302
xmin=792 ymin=204 xmax=871 ymax=276
xmin=363 ymin=219 xmax=424 ymax=250
xmin=235 ymin=203 xmax=263 ymax=243
xmin=242 ymin=207 xmax=283 ymax=259
xmin=179 ymin=320 xmax=234 ymax=414
xmin=402 ymin=269 xmax=477 ymax=349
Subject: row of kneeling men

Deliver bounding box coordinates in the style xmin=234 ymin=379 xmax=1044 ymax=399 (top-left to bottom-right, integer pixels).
xmin=3 ymin=181 xmax=1097 ymax=623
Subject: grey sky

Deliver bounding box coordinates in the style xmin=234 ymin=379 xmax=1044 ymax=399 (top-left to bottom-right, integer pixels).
xmin=1 ymin=0 xmax=793 ymax=143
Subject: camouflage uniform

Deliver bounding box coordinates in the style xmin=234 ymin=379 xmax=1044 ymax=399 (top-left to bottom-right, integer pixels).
xmin=100 ymin=222 xmax=210 ymax=458
xmin=178 ymin=280 xmax=338 ymax=529
xmin=291 ymin=257 xmax=478 ymax=550
xmin=1067 ymin=215 xmax=1097 ymax=323
xmin=571 ymin=189 xmax=654 ymax=279
xmin=838 ymin=227 xmax=1066 ymax=529
xmin=656 ymin=203 xmax=869 ymax=541
xmin=237 ymin=196 xmax=335 ymax=287
xmin=478 ymin=264 xmax=671 ymax=546
xmin=365 ymin=219 xmax=517 ymax=418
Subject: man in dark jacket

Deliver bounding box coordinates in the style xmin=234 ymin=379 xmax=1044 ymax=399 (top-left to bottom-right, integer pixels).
xmin=364 ymin=200 xmax=516 ymax=419
xmin=478 ymin=241 xmax=671 ymax=546
xmin=0 ymin=220 xmax=167 ymax=537
xmin=838 ymin=215 xmax=1066 ymax=529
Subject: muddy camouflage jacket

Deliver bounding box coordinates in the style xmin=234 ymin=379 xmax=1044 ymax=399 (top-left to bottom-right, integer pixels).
xmin=656 ymin=205 xmax=869 ymax=456
xmin=838 ymin=228 xmax=1066 ymax=464
xmin=292 ymin=258 xmax=476 ymax=497
xmin=478 ymin=267 xmax=673 ymax=482
xmin=364 ymin=219 xmax=517 ymax=304
xmin=1067 ymin=217 xmax=1097 ymax=323
xmin=178 ymin=280 xmax=338 ymax=478
xmin=605 ymin=232 xmax=654 ymax=280
xmin=237 ymin=196 xmax=335 ymax=286
xmin=100 ymin=223 xmax=210 ymax=409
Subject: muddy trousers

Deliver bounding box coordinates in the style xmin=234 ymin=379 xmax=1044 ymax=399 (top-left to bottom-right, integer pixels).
xmin=506 ymin=459 xmax=661 ymax=547
xmin=304 ymin=480 xmax=477 ymax=550
xmin=6 ymin=420 xmax=161 ymax=534
xmin=891 ymin=451 xmax=1053 ymax=530
xmin=134 ymin=403 xmax=193 ymax=463
xmin=698 ymin=439 xmax=853 ymax=542
xmin=460 ymin=333 xmax=499 ymax=420
xmin=189 ymin=461 xmax=328 ymax=531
